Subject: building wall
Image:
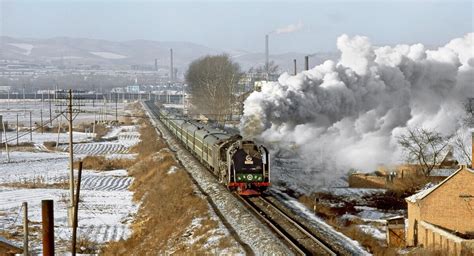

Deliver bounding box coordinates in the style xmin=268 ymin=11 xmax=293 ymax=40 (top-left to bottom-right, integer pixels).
xmin=406 ymin=167 xmax=474 ymax=253
xmin=406 ymin=201 xmax=421 ymax=246
xmin=421 ymin=168 xmax=474 ymax=234
xmin=418 ymin=221 xmax=469 ymax=255
xmin=348 ymin=174 xmax=386 ymax=188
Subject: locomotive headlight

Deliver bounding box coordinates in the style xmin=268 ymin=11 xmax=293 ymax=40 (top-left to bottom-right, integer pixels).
xmin=247 ymin=174 xmax=253 ymax=181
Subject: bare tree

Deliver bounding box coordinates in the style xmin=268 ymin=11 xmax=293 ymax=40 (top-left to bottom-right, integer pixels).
xmin=185 ymin=54 xmax=242 ymax=123
xmin=397 ymin=128 xmax=452 ymax=176
xmin=453 ymin=129 xmax=472 ymax=165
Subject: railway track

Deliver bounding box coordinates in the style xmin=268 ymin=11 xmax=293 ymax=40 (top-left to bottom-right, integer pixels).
xmin=238 ymin=195 xmax=337 ymax=256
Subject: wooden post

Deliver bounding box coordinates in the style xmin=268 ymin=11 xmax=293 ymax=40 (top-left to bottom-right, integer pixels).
xmin=16 ymin=113 xmax=19 ymax=146
xmin=68 ymin=89 xmax=75 ymax=225
xmin=23 ymin=202 xmax=29 ymax=256
xmin=29 ymin=111 xmax=32 ymax=142
xmin=2 ymin=120 xmax=10 ymax=162
xmin=48 ymin=91 xmax=52 ymax=124
xmin=56 ymin=117 xmax=61 ymax=149
xmin=41 ymin=200 xmax=54 ymax=256
xmin=40 ymin=109 xmax=43 ymax=134
xmin=71 ymin=162 xmax=83 ymax=256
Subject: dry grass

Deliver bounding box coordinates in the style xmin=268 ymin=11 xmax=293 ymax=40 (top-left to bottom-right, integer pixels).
xmin=103 ymin=111 xmax=230 ymax=255
xmin=74 ymin=156 xmax=135 ymax=171
xmin=299 ymin=193 xmax=400 ymax=255
xmin=386 ymin=175 xmax=431 ymax=197
xmin=1 ymin=175 xmax=68 ymax=189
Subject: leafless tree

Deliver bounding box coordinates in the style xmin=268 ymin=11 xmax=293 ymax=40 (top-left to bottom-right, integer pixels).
xmin=397 ymin=128 xmax=452 ymax=176
xmin=453 ymin=129 xmax=472 ymax=165
xmin=185 ymin=54 xmax=242 ymax=123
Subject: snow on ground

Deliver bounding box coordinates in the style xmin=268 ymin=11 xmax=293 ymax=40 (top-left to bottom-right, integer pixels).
xmin=0 ymin=122 xmax=139 ymax=253
xmin=90 ymin=51 xmax=127 ymax=59
xmin=0 ymin=100 xmax=128 ymax=125
xmin=143 ymin=102 xmax=292 ymax=255
xmin=57 ymin=125 xmax=140 ymax=156
xmin=2 ymin=130 xmax=92 ymax=146
xmin=8 ymin=43 xmax=34 ymax=55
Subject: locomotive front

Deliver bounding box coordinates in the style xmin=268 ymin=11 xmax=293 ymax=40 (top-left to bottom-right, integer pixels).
xmin=227 ymin=140 xmax=270 ymax=195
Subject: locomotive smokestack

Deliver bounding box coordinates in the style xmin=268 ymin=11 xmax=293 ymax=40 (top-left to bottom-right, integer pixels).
xmin=305 ymin=55 xmax=309 ymax=71
xmin=265 ymin=34 xmax=269 ymax=75
xmin=293 ymin=59 xmax=297 ymax=75
xmin=170 ymin=49 xmax=174 ymax=81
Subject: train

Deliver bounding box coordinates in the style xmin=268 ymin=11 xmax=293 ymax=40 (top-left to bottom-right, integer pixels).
xmin=146 ymin=101 xmax=270 ymax=195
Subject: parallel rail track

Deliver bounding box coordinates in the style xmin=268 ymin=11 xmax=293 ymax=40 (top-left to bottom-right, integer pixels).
xmin=238 ymin=195 xmax=337 ymax=256
xmin=145 ymin=101 xmax=338 ymax=255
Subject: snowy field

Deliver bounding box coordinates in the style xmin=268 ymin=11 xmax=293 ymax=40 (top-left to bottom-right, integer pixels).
xmin=0 ymin=99 xmax=129 ymax=126
xmin=0 ymin=122 xmax=140 ymax=253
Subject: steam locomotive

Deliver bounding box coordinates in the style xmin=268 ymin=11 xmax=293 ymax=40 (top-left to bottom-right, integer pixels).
xmin=145 ymin=101 xmax=270 ymax=195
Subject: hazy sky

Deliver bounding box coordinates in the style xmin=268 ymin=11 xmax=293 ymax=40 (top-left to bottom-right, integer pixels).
xmin=1 ymin=0 xmax=472 ymax=53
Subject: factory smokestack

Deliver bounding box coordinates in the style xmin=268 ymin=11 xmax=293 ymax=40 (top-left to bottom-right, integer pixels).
xmin=265 ymin=34 xmax=269 ymax=75
xmin=293 ymin=59 xmax=297 ymax=75
xmin=170 ymin=49 xmax=174 ymax=81
xmin=305 ymin=56 xmax=309 ymax=71
xmin=154 ymin=58 xmax=158 ymax=71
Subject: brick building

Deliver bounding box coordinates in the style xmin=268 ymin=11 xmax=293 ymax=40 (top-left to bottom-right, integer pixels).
xmin=405 ymin=165 xmax=474 ymax=255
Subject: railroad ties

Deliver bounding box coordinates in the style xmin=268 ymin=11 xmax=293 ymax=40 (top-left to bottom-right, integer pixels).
xmin=238 ymin=195 xmax=337 ymax=256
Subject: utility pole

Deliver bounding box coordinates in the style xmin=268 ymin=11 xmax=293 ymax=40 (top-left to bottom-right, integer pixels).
xmin=115 ymin=93 xmax=118 ymax=122
xmin=67 ymin=89 xmax=75 ymax=225
xmin=23 ymin=202 xmax=29 ymax=256
xmin=71 ymin=162 xmax=83 ymax=256
xmin=40 ymin=109 xmax=44 ymax=134
xmin=16 ymin=114 xmax=19 ymax=146
xmin=3 ymin=120 xmax=10 ymax=162
xmin=29 ymin=111 xmax=32 ymax=142
xmin=49 ymin=90 xmax=52 ymax=124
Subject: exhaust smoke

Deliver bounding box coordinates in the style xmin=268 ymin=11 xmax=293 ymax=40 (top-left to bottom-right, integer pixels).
xmin=240 ymin=33 xmax=473 ymax=188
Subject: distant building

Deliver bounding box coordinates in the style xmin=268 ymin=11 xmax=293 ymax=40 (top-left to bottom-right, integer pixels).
xmin=405 ymin=165 xmax=474 ymax=255
xmin=126 ymin=85 xmax=140 ymax=93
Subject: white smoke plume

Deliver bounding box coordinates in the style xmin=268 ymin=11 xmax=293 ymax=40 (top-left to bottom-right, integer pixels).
xmin=240 ymin=33 xmax=473 ymax=189
xmin=273 ymin=21 xmax=304 ymax=34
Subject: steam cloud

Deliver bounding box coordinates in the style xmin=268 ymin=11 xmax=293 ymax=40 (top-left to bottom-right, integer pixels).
xmin=240 ymin=33 xmax=473 ymax=186
xmin=273 ymin=21 xmax=304 ymax=34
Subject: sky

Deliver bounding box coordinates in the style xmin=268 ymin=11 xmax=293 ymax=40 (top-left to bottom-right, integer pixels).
xmin=0 ymin=0 xmax=472 ymax=54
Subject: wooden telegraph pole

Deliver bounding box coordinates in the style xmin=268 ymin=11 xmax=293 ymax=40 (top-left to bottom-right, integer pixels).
xmin=16 ymin=114 xmax=19 ymax=146
xmin=71 ymin=162 xmax=83 ymax=256
xmin=67 ymin=89 xmax=75 ymax=225
xmin=29 ymin=111 xmax=32 ymax=142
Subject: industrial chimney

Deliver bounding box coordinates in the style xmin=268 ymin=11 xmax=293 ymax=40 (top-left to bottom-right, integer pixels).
xmin=265 ymin=34 xmax=269 ymax=74
xmin=154 ymin=58 xmax=158 ymax=71
xmin=304 ymin=56 xmax=309 ymax=71
xmin=293 ymin=59 xmax=297 ymax=75
xmin=170 ymin=49 xmax=174 ymax=81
